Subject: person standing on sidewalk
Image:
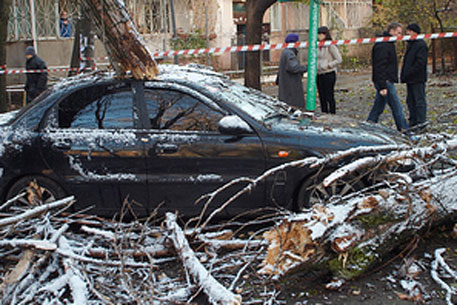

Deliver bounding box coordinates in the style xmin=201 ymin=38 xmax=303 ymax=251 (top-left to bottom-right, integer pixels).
xmin=25 ymin=46 xmax=48 ymax=104
xmin=367 ymin=22 xmax=408 ymax=132
xmin=276 ymin=33 xmax=308 ymax=108
xmin=316 ymin=26 xmax=342 ymax=114
xmin=401 ymin=23 xmax=428 ymax=132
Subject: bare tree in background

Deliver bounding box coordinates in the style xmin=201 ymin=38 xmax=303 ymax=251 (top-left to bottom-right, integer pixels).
xmin=0 ymin=0 xmax=12 ymax=113
xmin=245 ymin=0 xmax=277 ymax=90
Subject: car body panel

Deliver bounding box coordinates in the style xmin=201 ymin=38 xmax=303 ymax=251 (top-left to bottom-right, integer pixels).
xmin=0 ymin=65 xmax=410 ymax=217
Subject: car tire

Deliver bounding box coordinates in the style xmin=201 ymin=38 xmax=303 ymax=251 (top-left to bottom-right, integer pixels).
xmin=295 ymin=169 xmax=364 ymax=212
xmin=6 ymin=176 xmax=67 ymax=206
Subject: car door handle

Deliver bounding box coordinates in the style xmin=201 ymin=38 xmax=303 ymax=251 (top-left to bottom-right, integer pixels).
xmin=52 ymin=140 xmax=72 ymax=151
xmin=155 ymin=144 xmax=178 ymax=154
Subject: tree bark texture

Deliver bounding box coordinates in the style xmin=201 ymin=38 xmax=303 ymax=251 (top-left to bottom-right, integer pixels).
xmin=83 ymin=0 xmax=158 ymax=79
xmin=69 ymin=18 xmax=81 ymax=77
xmin=245 ymin=0 xmax=277 ymax=90
xmin=0 ymin=0 xmax=12 ymax=113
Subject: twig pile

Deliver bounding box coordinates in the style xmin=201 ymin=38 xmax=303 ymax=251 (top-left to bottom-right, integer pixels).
xmin=0 ymin=195 xmax=274 ymax=304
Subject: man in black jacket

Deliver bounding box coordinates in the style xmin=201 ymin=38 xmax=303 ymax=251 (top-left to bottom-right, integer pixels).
xmin=401 ymin=23 xmax=428 ymax=132
xmin=367 ymin=22 xmax=408 ymax=132
xmin=25 ymin=46 xmax=48 ymax=104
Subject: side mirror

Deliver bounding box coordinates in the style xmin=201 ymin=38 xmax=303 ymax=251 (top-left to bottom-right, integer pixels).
xmin=218 ymin=115 xmax=253 ymax=135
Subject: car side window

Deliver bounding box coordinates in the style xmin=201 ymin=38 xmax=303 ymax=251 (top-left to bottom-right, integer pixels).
xmin=58 ymin=86 xmax=134 ymax=129
xmin=144 ymin=89 xmax=223 ymax=132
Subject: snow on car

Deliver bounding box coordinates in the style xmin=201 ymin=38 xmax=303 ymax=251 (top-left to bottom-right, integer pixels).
xmin=0 ymin=64 xmax=410 ymax=217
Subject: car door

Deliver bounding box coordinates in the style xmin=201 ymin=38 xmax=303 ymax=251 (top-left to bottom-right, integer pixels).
xmin=39 ymin=82 xmax=149 ymax=217
xmin=139 ymin=85 xmax=266 ymax=217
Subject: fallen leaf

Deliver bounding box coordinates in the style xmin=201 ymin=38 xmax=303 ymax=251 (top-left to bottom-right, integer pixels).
xmin=378 ymin=189 xmax=390 ymax=200
xmin=419 ymin=189 xmax=433 ymax=203
xmin=351 ymin=288 xmax=361 ymax=296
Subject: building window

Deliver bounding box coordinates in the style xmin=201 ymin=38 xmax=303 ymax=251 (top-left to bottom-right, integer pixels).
xmin=270 ymin=3 xmax=281 ymax=31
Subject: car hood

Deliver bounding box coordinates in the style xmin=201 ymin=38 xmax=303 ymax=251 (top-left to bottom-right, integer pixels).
xmin=267 ymin=113 xmax=409 ymax=151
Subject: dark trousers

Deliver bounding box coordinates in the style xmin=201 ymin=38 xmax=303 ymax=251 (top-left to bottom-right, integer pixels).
xmin=317 ymin=71 xmax=336 ymax=114
xmin=406 ymin=82 xmax=427 ymax=128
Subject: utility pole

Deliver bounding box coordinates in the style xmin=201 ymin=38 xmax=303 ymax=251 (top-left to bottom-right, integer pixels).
xmin=306 ymin=0 xmax=319 ymax=111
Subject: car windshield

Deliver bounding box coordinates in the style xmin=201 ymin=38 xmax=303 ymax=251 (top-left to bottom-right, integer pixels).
xmin=203 ymin=78 xmax=292 ymax=122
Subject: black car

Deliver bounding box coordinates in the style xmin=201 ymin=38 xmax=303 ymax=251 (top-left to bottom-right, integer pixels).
xmin=0 ymin=65 xmax=408 ymax=217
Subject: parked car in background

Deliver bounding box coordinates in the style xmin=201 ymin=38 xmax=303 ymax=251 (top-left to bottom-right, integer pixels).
xmin=0 ymin=65 xmax=409 ymax=218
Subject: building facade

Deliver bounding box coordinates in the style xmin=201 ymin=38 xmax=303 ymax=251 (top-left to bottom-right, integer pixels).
xmin=5 ymin=0 xmax=372 ymax=76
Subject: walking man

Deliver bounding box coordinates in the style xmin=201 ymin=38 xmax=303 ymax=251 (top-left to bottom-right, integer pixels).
xmin=401 ymin=23 xmax=428 ymax=132
xmin=25 ymin=46 xmax=48 ymax=104
xmin=367 ymin=22 xmax=408 ymax=132
xmin=276 ymin=33 xmax=308 ymax=108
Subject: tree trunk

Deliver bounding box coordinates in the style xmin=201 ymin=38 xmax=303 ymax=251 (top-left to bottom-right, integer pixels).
xmin=435 ymin=14 xmax=446 ymax=75
xmin=244 ymin=0 xmax=277 ymax=90
xmin=82 ymin=0 xmax=158 ymax=79
xmin=69 ymin=18 xmax=81 ymax=77
xmin=0 ymin=0 xmax=12 ymax=113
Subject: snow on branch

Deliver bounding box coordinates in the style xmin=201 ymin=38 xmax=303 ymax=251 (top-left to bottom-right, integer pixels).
xmin=0 ymin=196 xmax=74 ymax=227
xmin=165 ymin=213 xmax=242 ymax=305
xmin=431 ymin=248 xmax=457 ymax=305
xmin=0 ymin=239 xmax=57 ymax=251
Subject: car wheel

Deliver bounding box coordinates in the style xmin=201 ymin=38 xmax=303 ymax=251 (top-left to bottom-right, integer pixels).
xmin=6 ymin=176 xmax=67 ymax=207
xmin=295 ymin=169 xmax=364 ymax=211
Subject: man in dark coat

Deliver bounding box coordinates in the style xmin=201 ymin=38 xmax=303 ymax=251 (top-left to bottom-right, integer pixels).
xmin=367 ymin=22 xmax=408 ymax=132
xmin=401 ymin=23 xmax=428 ymax=132
xmin=277 ymin=33 xmax=307 ymax=108
xmin=25 ymin=46 xmax=48 ymax=104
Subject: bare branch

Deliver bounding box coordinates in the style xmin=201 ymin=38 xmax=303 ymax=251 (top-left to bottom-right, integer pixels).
xmin=0 ymin=196 xmax=74 ymax=228
xmin=165 ymin=213 xmax=242 ymax=305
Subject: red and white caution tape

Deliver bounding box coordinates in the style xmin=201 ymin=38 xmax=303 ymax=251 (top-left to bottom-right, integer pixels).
xmin=151 ymin=32 xmax=457 ymax=58
xmin=1 ymin=32 xmax=456 ymax=74
xmin=0 ymin=66 xmax=97 ymax=75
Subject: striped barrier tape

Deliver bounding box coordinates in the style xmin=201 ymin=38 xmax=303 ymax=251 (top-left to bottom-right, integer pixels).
xmin=150 ymin=31 xmax=457 ymax=58
xmin=1 ymin=32 xmax=456 ymax=74
xmin=0 ymin=66 xmax=97 ymax=75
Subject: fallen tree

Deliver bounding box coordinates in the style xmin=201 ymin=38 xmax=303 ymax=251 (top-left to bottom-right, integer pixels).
xmin=259 ymin=137 xmax=457 ymax=280
xmin=82 ymin=0 xmax=158 ymax=79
